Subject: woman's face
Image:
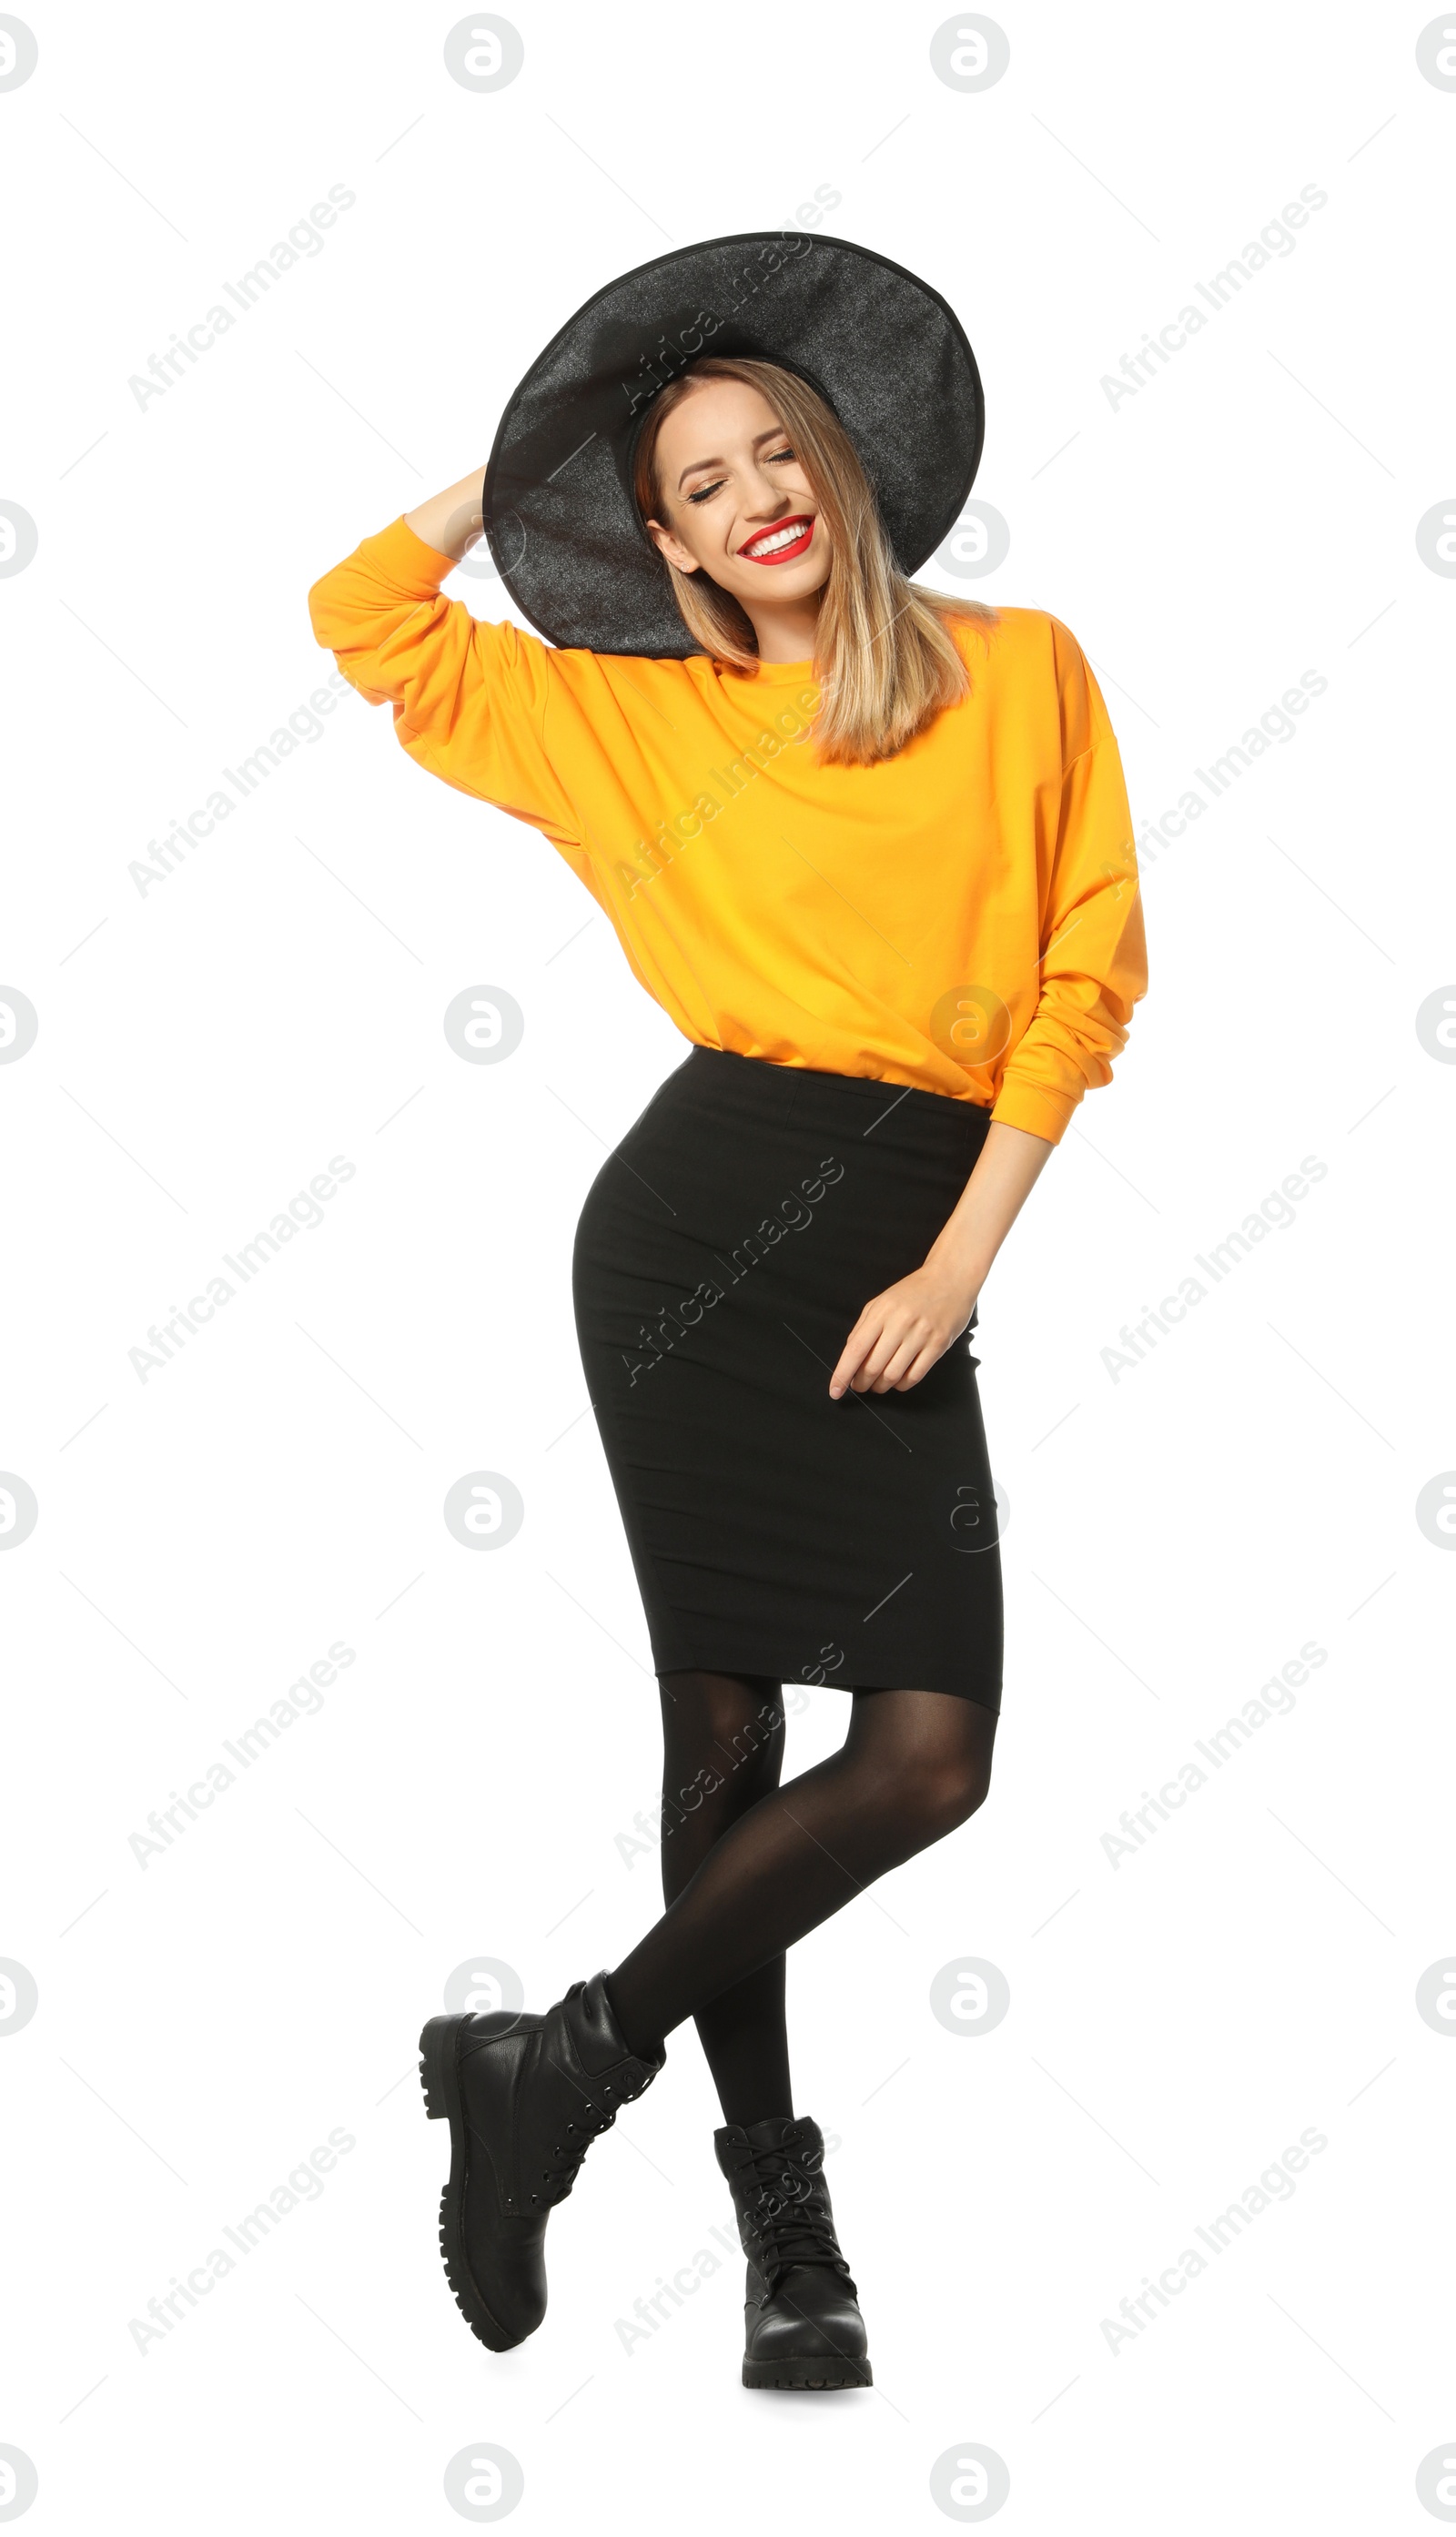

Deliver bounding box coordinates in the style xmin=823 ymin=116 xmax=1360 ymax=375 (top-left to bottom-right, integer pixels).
xmin=643 ymin=377 xmax=832 ymax=611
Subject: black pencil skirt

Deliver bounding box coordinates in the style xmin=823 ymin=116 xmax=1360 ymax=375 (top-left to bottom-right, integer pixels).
xmin=571 ymin=1046 xmax=1003 ymax=1710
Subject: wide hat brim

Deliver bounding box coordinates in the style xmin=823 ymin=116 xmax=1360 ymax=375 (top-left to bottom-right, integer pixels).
xmin=482 ymin=231 xmax=985 ymax=657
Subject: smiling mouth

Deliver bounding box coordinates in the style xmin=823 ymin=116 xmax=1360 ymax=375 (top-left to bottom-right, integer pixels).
xmin=738 ymin=516 xmax=815 ymax=564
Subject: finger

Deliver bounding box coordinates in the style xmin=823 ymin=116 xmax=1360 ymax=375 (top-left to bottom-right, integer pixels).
xmin=874 ymin=1318 xmax=956 ymax=1390
xmin=893 ymin=1340 xmax=947 ymax=1391
xmin=868 ymin=1332 xmax=927 ymax=1392
xmin=829 ymin=1305 xmax=886 ymax=1398
xmin=854 ymin=1323 xmax=919 ymax=1392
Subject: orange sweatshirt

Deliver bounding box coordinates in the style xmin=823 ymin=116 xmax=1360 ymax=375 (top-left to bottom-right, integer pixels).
xmin=308 ymin=518 xmax=1147 ymax=1142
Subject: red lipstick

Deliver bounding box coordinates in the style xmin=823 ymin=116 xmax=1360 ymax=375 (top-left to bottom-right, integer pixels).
xmin=737 ymin=514 xmax=815 ymax=565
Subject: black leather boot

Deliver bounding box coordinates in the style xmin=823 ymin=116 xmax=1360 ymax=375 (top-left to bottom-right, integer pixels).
xmin=420 ymin=1971 xmax=663 ymax=2352
xmin=714 ymin=2115 xmax=872 ymax=2390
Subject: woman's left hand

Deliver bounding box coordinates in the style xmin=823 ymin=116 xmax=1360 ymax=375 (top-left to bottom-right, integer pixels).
xmin=829 ymin=1258 xmax=980 ymax=1398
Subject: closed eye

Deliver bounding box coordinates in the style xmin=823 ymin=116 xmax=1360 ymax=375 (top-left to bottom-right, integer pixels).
xmin=685 ymin=445 xmax=797 ymax=506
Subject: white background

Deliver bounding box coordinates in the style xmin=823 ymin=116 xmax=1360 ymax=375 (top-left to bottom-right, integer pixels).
xmin=3 ymin=3 xmax=1453 ymax=2529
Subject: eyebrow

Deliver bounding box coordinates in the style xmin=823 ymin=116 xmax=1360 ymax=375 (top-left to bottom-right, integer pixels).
xmin=675 ymin=428 xmax=787 ymax=492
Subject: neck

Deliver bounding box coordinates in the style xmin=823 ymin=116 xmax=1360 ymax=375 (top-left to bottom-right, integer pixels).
xmin=740 ymin=587 xmax=824 ymax=665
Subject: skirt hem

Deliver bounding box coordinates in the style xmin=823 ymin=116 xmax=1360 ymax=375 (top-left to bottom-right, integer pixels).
xmin=650 ymin=1642 xmax=1002 ymax=1713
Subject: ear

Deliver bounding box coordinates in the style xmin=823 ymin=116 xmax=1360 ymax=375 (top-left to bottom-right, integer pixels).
xmin=644 ymin=516 xmax=701 ymax=576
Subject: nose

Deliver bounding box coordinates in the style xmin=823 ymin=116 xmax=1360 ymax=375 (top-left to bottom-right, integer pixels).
xmin=742 ymin=460 xmax=801 ymax=521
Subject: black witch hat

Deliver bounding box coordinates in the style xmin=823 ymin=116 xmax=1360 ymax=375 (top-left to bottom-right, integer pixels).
xmin=482 ymin=231 xmax=985 ymax=657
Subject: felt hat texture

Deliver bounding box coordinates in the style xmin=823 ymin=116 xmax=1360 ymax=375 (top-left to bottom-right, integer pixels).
xmin=482 ymin=231 xmax=984 ymax=655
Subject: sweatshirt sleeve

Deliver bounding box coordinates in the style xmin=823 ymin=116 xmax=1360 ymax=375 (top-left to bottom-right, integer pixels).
xmin=307 ymin=516 xmax=581 ymax=847
xmin=989 ymin=622 xmax=1148 ymax=1144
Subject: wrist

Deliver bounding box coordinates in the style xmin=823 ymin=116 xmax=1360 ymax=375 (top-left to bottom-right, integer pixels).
xmin=925 ymin=1228 xmax=992 ymax=1297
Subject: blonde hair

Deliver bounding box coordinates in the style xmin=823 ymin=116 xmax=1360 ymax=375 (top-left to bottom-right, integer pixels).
xmin=632 ymin=354 xmax=996 ymax=767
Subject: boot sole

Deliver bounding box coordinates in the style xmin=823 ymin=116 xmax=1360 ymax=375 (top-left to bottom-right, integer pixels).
xmin=742 ymin=2357 xmax=873 ymax=2390
xmin=419 ymin=2013 xmax=521 ymax=2355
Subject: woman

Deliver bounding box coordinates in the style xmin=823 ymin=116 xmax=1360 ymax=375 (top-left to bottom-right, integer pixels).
xmin=308 ymin=233 xmax=1147 ymax=2392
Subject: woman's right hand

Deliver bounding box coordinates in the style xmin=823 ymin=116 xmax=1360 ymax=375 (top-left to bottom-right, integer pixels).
xmin=403 ymin=470 xmax=487 ymax=562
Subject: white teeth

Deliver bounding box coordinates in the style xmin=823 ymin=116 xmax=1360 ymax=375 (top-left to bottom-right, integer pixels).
xmin=745 ymin=521 xmax=809 ymax=558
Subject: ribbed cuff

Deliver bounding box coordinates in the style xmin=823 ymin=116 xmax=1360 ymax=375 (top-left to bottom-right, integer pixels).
xmin=989 ymin=1076 xmax=1077 ymax=1145
xmin=359 ymin=514 xmax=461 ymax=593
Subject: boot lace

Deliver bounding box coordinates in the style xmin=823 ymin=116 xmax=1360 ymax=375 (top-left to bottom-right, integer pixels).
xmin=736 ymin=2140 xmax=854 ymax=2290
xmin=533 ymin=2061 xmax=655 ymax=2207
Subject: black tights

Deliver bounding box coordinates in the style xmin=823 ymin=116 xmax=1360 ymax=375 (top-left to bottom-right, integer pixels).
xmin=604 ymin=1669 xmax=997 ymax=2125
